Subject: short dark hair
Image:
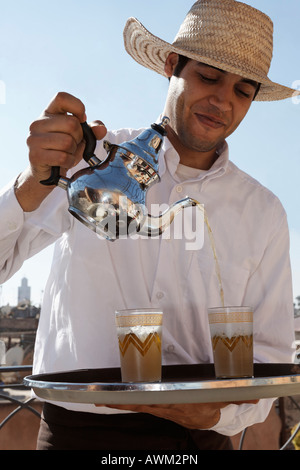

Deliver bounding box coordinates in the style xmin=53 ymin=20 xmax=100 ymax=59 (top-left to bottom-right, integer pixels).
xmin=173 ymin=54 xmax=191 ymax=77
xmin=169 ymin=54 xmax=261 ymax=100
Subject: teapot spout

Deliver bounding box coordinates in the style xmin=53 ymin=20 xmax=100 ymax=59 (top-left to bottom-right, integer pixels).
xmin=138 ymin=197 xmax=200 ymax=238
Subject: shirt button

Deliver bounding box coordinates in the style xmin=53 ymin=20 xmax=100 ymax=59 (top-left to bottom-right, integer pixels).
xmin=176 ymin=185 xmax=183 ymax=193
xmin=167 ymin=344 xmax=175 ymax=353
xmin=156 ymin=292 xmax=164 ymax=300
xmin=8 ymin=221 xmax=18 ymax=231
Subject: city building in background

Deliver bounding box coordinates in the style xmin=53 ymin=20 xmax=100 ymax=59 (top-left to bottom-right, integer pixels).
xmin=18 ymin=277 xmax=31 ymax=305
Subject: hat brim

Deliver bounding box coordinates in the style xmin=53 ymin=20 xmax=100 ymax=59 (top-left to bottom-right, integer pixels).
xmin=123 ymin=17 xmax=299 ymax=102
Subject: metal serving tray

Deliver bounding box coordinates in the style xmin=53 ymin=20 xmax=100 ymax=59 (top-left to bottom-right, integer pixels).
xmin=24 ymin=363 xmax=300 ymax=405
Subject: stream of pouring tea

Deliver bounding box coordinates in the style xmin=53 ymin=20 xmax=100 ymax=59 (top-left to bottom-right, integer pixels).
xmin=197 ymin=203 xmax=225 ymax=307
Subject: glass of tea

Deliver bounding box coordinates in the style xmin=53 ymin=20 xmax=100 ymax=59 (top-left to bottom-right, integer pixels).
xmin=115 ymin=308 xmax=163 ymax=383
xmin=208 ymin=306 xmax=253 ymax=379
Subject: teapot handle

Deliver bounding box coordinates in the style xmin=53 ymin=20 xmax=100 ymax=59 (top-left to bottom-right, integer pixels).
xmin=40 ymin=122 xmax=98 ymax=186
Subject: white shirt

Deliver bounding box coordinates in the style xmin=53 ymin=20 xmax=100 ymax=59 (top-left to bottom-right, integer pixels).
xmin=0 ymin=127 xmax=296 ymax=436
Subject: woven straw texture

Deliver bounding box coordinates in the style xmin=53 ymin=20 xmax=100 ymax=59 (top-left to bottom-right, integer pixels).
xmin=123 ymin=0 xmax=299 ymax=101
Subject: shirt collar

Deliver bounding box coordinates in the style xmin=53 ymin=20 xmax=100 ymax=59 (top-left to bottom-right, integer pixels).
xmin=159 ymin=138 xmax=229 ymax=183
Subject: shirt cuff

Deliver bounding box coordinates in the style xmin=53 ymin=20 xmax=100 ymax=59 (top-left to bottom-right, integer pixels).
xmin=209 ymin=404 xmax=240 ymax=435
xmin=208 ymin=399 xmax=275 ymax=436
xmin=0 ymin=179 xmax=25 ymax=236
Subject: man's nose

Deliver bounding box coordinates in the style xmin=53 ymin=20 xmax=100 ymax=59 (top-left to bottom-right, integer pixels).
xmin=208 ymin=85 xmax=233 ymax=112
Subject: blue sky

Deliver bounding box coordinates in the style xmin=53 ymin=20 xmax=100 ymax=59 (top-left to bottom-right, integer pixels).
xmin=0 ymin=0 xmax=299 ymax=305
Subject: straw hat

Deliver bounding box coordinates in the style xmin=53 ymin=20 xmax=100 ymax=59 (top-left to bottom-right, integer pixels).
xmin=123 ymin=0 xmax=299 ymax=101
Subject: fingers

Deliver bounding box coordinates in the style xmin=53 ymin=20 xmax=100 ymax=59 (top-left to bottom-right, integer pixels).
xmin=96 ymin=400 xmax=260 ymax=410
xmin=44 ymin=91 xmax=87 ymax=123
xmin=28 ymin=131 xmax=78 ymax=155
xmin=89 ymin=120 xmax=107 ymax=141
xmin=30 ymin=114 xmax=84 ymax=146
xmin=94 ymin=400 xmax=260 ymax=430
xmin=99 ymin=403 xmax=220 ymax=430
xmin=27 ymin=92 xmax=107 ymax=183
xmin=27 ymin=128 xmax=81 ymax=175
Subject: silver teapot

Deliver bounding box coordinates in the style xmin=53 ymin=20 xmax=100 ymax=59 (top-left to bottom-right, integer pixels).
xmin=40 ymin=117 xmax=198 ymax=240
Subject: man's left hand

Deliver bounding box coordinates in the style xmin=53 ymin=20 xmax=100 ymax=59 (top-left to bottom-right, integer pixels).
xmin=95 ymin=400 xmax=259 ymax=429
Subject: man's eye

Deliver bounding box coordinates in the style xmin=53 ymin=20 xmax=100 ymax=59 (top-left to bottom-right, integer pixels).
xmin=236 ymin=88 xmax=252 ymax=98
xmin=199 ymin=73 xmax=218 ymax=83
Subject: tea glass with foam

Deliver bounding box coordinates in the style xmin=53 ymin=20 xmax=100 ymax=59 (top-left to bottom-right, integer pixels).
xmin=115 ymin=308 xmax=163 ymax=383
xmin=208 ymin=306 xmax=253 ymax=379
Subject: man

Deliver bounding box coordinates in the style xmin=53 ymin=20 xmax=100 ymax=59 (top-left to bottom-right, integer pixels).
xmin=0 ymin=0 xmax=298 ymax=450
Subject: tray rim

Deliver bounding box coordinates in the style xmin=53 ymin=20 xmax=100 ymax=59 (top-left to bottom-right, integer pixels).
xmin=23 ymin=363 xmax=300 ymax=404
xmin=24 ymin=372 xmax=300 ymax=392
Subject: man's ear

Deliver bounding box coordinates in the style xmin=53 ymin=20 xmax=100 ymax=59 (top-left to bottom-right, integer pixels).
xmin=164 ymin=53 xmax=180 ymax=77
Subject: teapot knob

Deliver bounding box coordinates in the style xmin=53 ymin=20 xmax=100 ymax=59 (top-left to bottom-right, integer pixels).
xmin=151 ymin=116 xmax=170 ymax=136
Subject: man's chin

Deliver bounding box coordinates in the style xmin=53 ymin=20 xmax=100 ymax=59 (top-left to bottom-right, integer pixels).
xmin=180 ymin=134 xmax=222 ymax=154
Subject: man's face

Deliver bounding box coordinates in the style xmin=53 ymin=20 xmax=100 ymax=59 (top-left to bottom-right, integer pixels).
xmin=164 ymin=54 xmax=258 ymax=154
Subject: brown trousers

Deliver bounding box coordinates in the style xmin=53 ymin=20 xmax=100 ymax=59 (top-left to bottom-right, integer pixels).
xmin=36 ymin=403 xmax=232 ymax=451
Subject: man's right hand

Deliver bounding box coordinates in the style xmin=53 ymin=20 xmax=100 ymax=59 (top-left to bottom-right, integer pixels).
xmin=15 ymin=92 xmax=107 ymax=212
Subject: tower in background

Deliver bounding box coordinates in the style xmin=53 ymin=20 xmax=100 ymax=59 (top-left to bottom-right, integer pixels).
xmin=18 ymin=277 xmax=31 ymax=304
